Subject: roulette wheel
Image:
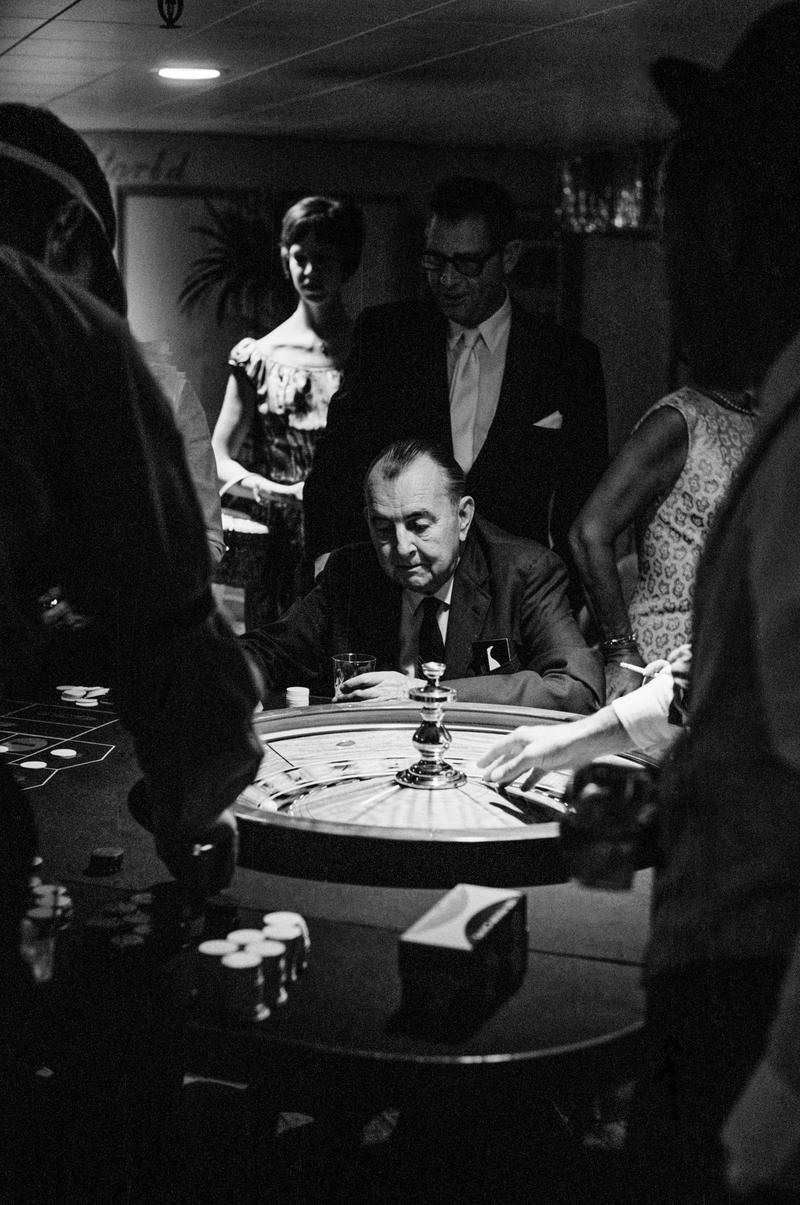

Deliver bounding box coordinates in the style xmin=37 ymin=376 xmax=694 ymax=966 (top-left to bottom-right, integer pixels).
xmin=234 ymin=680 xmax=650 ymax=889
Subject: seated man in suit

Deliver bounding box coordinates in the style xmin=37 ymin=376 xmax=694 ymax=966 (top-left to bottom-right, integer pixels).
xmin=242 ymin=439 xmax=603 ymax=711
xmin=303 ymin=176 xmax=608 ymax=600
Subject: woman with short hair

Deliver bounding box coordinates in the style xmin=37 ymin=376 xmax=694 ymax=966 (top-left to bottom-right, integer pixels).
xmin=212 ymin=195 xmax=364 ymax=626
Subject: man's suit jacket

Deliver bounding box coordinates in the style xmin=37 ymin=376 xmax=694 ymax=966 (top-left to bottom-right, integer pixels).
xmin=304 ymin=298 xmax=608 ymax=583
xmin=241 ymin=516 xmax=603 ymax=712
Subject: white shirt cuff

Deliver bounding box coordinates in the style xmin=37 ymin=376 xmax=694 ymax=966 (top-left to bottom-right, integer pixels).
xmin=610 ymin=673 xmax=675 ymax=752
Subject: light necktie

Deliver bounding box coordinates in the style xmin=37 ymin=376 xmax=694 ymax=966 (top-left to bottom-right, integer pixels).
xmin=417 ymin=596 xmax=445 ymax=669
xmin=450 ymin=329 xmax=481 ymax=472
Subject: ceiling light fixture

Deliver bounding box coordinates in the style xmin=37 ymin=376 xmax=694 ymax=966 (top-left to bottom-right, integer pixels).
xmin=157 ymin=0 xmax=184 ymax=29
xmin=158 ymin=66 xmax=221 ymax=81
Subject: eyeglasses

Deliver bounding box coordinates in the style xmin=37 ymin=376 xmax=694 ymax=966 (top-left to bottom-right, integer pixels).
xmin=420 ymin=247 xmax=501 ymax=279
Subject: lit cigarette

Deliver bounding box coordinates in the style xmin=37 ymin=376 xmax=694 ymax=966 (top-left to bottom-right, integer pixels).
xmin=620 ymin=661 xmax=671 ymax=677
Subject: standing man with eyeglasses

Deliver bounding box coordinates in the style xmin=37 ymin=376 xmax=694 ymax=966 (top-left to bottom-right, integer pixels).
xmin=304 ymin=176 xmax=608 ymax=603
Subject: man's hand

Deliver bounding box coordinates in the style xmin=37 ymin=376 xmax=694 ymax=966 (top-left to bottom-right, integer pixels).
xmin=336 ymin=671 xmax=423 ymax=703
xmin=38 ymin=585 xmax=92 ymax=631
xmin=722 ymin=1059 xmax=800 ymax=1196
xmin=155 ymin=809 xmax=239 ymax=902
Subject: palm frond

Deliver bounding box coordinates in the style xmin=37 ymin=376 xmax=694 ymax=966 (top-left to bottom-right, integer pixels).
xmin=178 ymin=197 xmax=279 ymax=327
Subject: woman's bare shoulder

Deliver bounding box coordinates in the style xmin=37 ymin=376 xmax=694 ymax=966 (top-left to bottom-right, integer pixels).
xmin=254 ymin=314 xmax=333 ymax=363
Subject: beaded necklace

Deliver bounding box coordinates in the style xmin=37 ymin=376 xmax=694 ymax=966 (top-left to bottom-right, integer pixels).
xmin=701 ymin=386 xmax=756 ymax=416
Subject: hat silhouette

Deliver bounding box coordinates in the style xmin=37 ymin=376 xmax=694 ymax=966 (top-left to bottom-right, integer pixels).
xmin=651 ymin=1 xmax=800 ymax=147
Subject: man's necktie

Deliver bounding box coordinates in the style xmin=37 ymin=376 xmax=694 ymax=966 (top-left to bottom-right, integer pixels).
xmin=450 ymin=329 xmax=481 ymax=472
xmin=418 ymin=596 xmax=445 ymax=668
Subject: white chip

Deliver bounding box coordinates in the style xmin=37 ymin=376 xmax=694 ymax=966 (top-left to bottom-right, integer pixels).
xmin=61 ymin=688 xmax=87 ymax=698
xmin=74 ymin=698 xmax=99 ymax=708
xmin=51 ymin=748 xmax=78 ymax=759
xmin=20 ymin=760 xmax=47 ymax=769
xmin=0 ymin=746 xmax=8 ymax=754
xmin=83 ymin=687 xmax=110 ymax=698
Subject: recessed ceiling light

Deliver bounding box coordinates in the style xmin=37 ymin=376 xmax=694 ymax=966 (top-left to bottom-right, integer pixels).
xmin=158 ymin=67 xmax=220 ymax=80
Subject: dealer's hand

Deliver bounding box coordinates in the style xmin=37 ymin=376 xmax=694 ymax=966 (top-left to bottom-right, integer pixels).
xmin=336 ymin=671 xmax=424 ymax=703
xmin=477 ymin=723 xmax=580 ymax=783
xmin=722 ymin=1058 xmax=800 ymax=1196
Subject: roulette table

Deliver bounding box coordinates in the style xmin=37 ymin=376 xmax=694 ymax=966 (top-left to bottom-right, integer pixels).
xmin=181 ymin=695 xmax=651 ymax=1202
xmin=234 ymin=696 xmax=652 ymax=889
xmin=14 ymin=685 xmax=650 ymax=1200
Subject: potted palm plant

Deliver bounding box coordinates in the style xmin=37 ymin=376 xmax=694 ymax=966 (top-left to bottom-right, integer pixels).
xmin=179 ymin=192 xmax=287 ymax=332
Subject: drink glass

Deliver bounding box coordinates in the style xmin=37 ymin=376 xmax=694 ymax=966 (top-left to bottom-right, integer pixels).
xmin=332 ymin=652 xmax=376 ymax=700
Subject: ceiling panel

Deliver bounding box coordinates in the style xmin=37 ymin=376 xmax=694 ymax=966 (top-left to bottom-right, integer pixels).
xmin=0 ymin=0 xmax=784 ymax=148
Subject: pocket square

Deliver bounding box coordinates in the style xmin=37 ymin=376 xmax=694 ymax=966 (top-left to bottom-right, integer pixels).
xmin=533 ymin=410 xmax=563 ymax=430
xmin=472 ymin=638 xmax=512 ymax=674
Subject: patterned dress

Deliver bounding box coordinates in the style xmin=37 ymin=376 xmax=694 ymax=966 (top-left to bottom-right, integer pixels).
xmin=230 ymin=345 xmax=342 ymax=627
xmin=627 ymin=387 xmax=756 ymax=661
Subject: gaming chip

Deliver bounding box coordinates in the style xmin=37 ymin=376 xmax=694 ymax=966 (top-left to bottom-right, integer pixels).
xmin=226 ymin=928 xmax=266 ymax=948
xmin=83 ymin=916 xmax=123 ymax=949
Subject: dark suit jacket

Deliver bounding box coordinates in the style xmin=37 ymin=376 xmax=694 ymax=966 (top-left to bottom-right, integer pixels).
xmin=304 ymin=298 xmax=608 ymax=587
xmin=241 ymin=516 xmax=603 ymax=712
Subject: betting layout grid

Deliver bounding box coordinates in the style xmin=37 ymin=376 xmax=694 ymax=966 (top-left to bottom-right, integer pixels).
xmin=238 ymin=722 xmax=572 ymax=827
xmin=0 ymin=688 xmax=115 ymax=790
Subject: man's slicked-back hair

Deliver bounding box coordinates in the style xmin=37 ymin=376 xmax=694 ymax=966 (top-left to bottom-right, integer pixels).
xmin=280 ymin=195 xmax=365 ymax=281
xmin=364 ymin=438 xmax=466 ymax=507
xmin=428 ymin=176 xmax=517 ymax=247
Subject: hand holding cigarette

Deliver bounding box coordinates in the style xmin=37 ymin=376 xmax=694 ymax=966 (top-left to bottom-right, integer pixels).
xmin=620 ymin=659 xmax=672 ymax=683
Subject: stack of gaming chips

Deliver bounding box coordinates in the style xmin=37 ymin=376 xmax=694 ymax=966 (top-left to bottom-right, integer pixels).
xmin=194 ymin=911 xmax=310 ymax=1024
xmin=22 ymin=880 xmax=73 ymax=983
xmin=56 ymin=684 xmax=110 ymax=709
xmin=29 ymin=882 xmax=74 ymax=926
xmin=261 ymin=912 xmax=310 ymax=981
xmin=83 ymin=890 xmax=156 ymax=961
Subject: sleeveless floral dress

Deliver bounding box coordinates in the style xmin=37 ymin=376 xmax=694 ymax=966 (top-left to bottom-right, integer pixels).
xmin=627 ymin=387 xmax=756 ymax=661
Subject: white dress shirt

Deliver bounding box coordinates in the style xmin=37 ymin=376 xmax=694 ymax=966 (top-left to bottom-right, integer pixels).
xmin=398 ymin=577 xmax=456 ymax=677
xmin=447 ymin=292 xmax=512 ymax=472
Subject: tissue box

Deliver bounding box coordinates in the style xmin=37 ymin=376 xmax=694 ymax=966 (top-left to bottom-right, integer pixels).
xmin=398 ymin=883 xmax=527 ymax=1016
